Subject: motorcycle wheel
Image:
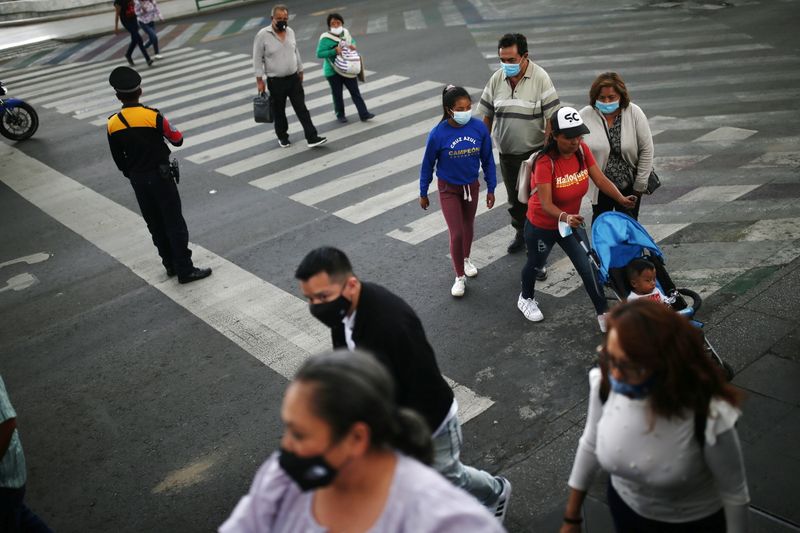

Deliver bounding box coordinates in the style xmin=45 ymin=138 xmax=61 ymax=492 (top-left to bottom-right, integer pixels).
xmin=0 ymin=102 xmax=39 ymax=141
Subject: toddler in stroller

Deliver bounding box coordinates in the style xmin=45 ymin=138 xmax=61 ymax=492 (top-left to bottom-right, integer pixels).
xmin=586 ymin=212 xmax=734 ymax=378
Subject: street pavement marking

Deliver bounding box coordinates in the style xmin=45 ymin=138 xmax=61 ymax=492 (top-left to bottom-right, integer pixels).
xmin=366 ymin=14 xmax=388 ymax=34
xmin=694 ymin=127 xmax=758 ymax=143
xmin=0 ymin=252 xmax=51 ymax=269
xmin=203 ymin=20 xmax=237 ymax=40
xmin=173 ymin=74 xmax=404 ymax=155
xmin=742 ymin=151 xmax=800 ymax=168
xmin=388 ymin=187 xmax=509 ymax=245
xmin=165 ymin=21 xmax=208 ymax=49
xmin=459 ymin=226 xmax=515 ymax=269
xmin=439 ymin=0 xmax=467 ymax=25
xmin=68 ymin=59 xmax=252 ymax=118
xmin=652 ymin=155 xmax=711 ymax=172
xmin=238 ymin=93 xmax=443 ymax=180
xmin=290 ymin=147 xmax=426 ymax=206
xmin=245 ymin=105 xmax=438 ymax=184
xmin=404 ymin=9 xmax=427 ymax=30
xmin=334 ymin=181 xmax=422 ymax=224
xmin=672 ymin=185 xmax=761 ymax=204
xmin=0 ymin=143 xmax=494 ymax=425
xmin=741 ymin=217 xmax=800 ymax=242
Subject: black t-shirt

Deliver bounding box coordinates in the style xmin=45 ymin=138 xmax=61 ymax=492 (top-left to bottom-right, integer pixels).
xmin=115 ymin=0 xmax=136 ymax=20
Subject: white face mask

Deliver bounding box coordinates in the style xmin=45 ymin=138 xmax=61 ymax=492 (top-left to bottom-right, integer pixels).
xmin=329 ymin=26 xmax=344 ymax=35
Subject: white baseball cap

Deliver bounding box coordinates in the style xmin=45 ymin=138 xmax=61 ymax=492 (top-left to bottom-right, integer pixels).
xmin=553 ymin=107 xmax=590 ymax=138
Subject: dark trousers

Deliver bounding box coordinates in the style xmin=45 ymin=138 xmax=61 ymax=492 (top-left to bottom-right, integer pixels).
xmin=326 ymin=74 xmax=370 ymax=119
xmin=130 ymin=173 xmax=193 ymax=276
xmin=120 ymin=17 xmax=150 ymax=62
xmin=521 ymin=220 xmax=608 ymax=314
xmin=0 ymin=486 xmax=53 ymax=533
xmin=139 ymin=21 xmax=159 ymax=54
xmin=592 ymin=184 xmax=641 ymax=223
xmin=499 ymin=150 xmax=537 ymax=232
xmin=607 ymin=479 xmax=726 ymax=533
xmin=266 ymin=73 xmax=318 ymax=143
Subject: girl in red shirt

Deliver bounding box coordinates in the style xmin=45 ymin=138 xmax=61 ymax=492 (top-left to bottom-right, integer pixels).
xmin=518 ymin=107 xmax=637 ymax=331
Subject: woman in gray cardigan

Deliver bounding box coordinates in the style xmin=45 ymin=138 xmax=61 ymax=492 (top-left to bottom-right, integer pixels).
xmin=580 ymin=72 xmax=653 ymax=222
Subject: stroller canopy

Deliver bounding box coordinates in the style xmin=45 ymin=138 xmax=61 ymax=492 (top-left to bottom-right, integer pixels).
xmin=591 ymin=212 xmax=664 ymax=284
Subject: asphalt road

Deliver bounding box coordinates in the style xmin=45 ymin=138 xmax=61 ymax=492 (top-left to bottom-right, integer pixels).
xmin=1 ymin=0 xmax=799 ymax=531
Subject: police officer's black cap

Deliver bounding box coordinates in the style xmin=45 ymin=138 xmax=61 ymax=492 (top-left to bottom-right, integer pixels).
xmin=109 ymin=66 xmax=141 ymax=93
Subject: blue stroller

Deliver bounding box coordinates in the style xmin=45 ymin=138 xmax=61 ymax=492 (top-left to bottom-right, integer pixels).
xmin=578 ymin=211 xmax=733 ymax=379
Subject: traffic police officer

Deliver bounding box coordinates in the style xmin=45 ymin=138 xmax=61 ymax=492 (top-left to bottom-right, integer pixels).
xmin=107 ymin=66 xmax=212 ymax=283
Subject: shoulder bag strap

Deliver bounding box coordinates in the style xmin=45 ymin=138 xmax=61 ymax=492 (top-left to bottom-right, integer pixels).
xmin=116 ymin=111 xmax=131 ymax=128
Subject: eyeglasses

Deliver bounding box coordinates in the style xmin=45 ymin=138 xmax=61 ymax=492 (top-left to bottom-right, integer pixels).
xmin=596 ymin=345 xmax=648 ymax=378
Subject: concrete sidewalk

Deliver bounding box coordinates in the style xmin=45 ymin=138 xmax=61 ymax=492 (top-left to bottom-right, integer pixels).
xmin=0 ymin=0 xmax=254 ymax=55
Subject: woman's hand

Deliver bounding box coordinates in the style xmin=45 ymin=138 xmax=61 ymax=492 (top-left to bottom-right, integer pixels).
xmin=619 ymin=194 xmax=638 ymax=209
xmin=566 ymin=214 xmax=584 ymax=228
xmin=486 ymin=192 xmax=495 ymax=209
xmin=419 ymin=196 xmax=429 ymax=210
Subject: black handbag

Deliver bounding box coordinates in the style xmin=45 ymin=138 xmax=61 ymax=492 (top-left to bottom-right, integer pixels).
xmin=253 ymin=92 xmax=273 ymax=123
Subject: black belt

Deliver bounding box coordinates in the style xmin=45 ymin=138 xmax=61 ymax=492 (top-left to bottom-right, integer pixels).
xmin=266 ymin=72 xmax=298 ymax=80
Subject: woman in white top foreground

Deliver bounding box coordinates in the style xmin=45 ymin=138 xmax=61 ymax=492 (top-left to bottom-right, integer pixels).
xmin=220 ymin=349 xmax=504 ymax=533
xmin=561 ymin=299 xmax=750 ymax=533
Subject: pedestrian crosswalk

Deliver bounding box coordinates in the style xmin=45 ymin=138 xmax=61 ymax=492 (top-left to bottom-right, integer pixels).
xmin=3 ymin=2 xmax=799 ymax=305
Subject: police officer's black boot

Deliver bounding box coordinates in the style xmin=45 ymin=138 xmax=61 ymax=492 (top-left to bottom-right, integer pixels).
xmin=178 ymin=267 xmax=212 ymax=284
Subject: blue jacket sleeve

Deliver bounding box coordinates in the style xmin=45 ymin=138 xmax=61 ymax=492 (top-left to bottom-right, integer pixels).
xmin=480 ymin=123 xmax=496 ymax=193
xmin=420 ymin=125 xmax=439 ymax=197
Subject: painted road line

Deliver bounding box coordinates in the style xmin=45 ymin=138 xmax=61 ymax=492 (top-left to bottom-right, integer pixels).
xmin=457 ymin=226 xmax=515 ymax=269
xmin=740 ymin=217 xmax=800 ymax=242
xmin=388 ymin=186 xmax=509 ymax=245
xmin=743 ymin=151 xmax=800 ymax=168
xmin=165 ymin=22 xmax=208 ymax=49
xmin=0 ymin=143 xmax=493 ymax=424
xmin=290 ymin=147 xmax=426 ymax=206
xmin=652 ymin=155 xmax=711 ymax=172
xmin=404 ymin=9 xmax=427 ymax=30
xmin=173 ymin=74 xmax=405 ymax=154
xmin=90 ymin=37 xmax=134 ymax=62
xmin=440 ymin=0 xmax=467 ymax=25
xmin=693 ymin=127 xmax=758 ymax=143
xmin=68 ymin=59 xmax=252 ymax=118
xmin=23 ymin=48 xmax=204 ymax=101
xmin=672 ymin=185 xmax=761 ymax=204
xmin=236 ymin=92 xmax=444 ymax=180
xmin=243 ymin=103 xmax=440 ymax=185
xmin=202 ymin=20 xmax=237 ymax=41
xmin=366 ymin=14 xmax=388 ymax=33
xmin=538 ymin=43 xmax=773 ymax=68
xmin=334 ymin=181 xmax=421 ymax=224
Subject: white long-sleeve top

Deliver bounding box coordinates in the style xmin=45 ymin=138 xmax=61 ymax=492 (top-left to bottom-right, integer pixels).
xmin=568 ymin=368 xmax=750 ymax=530
xmin=579 ymin=103 xmax=654 ymax=200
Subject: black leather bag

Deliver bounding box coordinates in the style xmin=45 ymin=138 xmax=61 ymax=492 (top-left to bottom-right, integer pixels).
xmin=253 ymin=92 xmax=273 ymax=123
xmin=645 ymin=169 xmax=661 ymax=195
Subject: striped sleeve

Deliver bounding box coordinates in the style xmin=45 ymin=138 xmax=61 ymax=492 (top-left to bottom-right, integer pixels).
xmin=539 ymin=70 xmax=560 ymax=120
xmin=477 ymin=79 xmax=495 ymax=119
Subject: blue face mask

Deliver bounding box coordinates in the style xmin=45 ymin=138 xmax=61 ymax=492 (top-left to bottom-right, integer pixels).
xmin=452 ymin=110 xmax=472 ymax=125
xmin=608 ymin=374 xmax=655 ymax=399
xmin=501 ymin=62 xmax=521 ymax=77
xmin=595 ymin=100 xmax=620 ymax=115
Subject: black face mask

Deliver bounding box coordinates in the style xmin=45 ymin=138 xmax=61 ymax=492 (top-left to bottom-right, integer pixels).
xmin=278 ymin=447 xmax=338 ymax=491
xmin=309 ymin=293 xmax=351 ymax=329
xmin=274 ymin=20 xmax=288 ymax=32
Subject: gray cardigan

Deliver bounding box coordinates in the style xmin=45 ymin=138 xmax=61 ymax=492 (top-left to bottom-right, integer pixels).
xmin=579 ymin=103 xmax=654 ymax=202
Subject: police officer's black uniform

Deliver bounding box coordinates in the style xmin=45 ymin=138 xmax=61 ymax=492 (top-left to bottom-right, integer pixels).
xmin=107 ymin=66 xmax=211 ymax=283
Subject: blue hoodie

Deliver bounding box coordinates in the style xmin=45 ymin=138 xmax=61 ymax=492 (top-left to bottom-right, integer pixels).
xmin=419 ymin=117 xmax=497 ymax=197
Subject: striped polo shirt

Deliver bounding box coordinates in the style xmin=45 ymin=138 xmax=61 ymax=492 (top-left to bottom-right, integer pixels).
xmin=477 ymin=61 xmax=560 ymax=155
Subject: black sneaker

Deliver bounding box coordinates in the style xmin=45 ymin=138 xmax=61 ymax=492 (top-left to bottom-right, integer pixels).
xmin=165 ymin=266 xmax=176 ymax=278
xmin=278 ymin=139 xmax=291 ymax=148
xmin=337 ymin=116 xmax=348 ymax=123
xmin=360 ymin=112 xmax=375 ymax=121
xmin=307 ymin=136 xmax=327 ymax=148
xmin=507 ymin=231 xmax=524 ymax=254
xmin=178 ymin=267 xmax=212 ymax=284
xmin=536 ymin=266 xmax=547 ymax=281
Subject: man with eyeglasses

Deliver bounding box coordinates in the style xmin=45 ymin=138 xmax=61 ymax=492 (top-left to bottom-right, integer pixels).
xmin=478 ymin=33 xmax=560 ymax=260
xmin=253 ymin=4 xmax=327 ymax=149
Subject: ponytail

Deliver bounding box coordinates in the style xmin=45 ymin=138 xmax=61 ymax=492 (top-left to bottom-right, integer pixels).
xmin=390 ymin=408 xmax=433 ymax=465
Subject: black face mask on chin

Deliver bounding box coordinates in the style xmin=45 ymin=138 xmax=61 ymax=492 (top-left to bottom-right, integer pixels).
xmin=309 ymin=293 xmax=351 ymax=329
xmin=274 ymin=20 xmax=288 ymax=32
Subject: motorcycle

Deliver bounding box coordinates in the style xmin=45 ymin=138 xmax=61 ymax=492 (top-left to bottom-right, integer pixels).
xmin=0 ymin=81 xmax=39 ymax=141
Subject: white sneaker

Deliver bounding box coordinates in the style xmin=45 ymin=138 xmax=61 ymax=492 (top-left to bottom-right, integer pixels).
xmin=492 ymin=476 xmax=512 ymax=524
xmin=463 ymin=258 xmax=478 ymax=278
xmin=598 ymin=313 xmax=608 ymax=333
xmin=451 ymin=276 xmax=466 ymax=297
xmin=154 ymin=53 xmax=163 ymax=59
xmin=517 ymin=293 xmax=544 ymax=322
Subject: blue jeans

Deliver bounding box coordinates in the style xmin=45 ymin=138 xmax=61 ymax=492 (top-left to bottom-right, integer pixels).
xmin=139 ymin=21 xmax=159 ymax=54
xmin=431 ymin=414 xmax=502 ymax=508
xmin=0 ymin=486 xmax=53 ymax=533
xmin=325 ymin=74 xmax=370 ymax=119
xmin=521 ymin=219 xmax=608 ymax=314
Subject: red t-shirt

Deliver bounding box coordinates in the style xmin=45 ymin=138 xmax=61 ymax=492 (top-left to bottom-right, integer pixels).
xmin=527 ymin=142 xmax=596 ymax=230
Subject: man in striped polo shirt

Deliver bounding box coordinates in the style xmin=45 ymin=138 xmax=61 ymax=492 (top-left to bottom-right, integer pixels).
xmin=478 ymin=33 xmax=560 ymax=261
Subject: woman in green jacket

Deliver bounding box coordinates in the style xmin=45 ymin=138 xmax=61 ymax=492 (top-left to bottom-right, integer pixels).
xmin=316 ymin=13 xmax=374 ymax=123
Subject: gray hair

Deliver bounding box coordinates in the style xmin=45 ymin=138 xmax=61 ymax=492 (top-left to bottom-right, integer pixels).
xmin=271 ymin=4 xmax=288 ymax=16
